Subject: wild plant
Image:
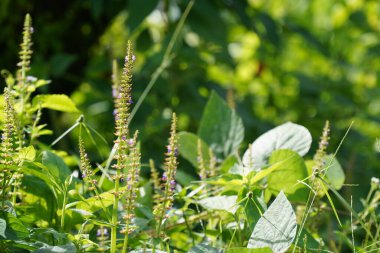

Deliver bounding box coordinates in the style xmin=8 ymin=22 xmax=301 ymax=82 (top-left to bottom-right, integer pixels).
xmin=0 ymin=12 xmax=378 ymax=253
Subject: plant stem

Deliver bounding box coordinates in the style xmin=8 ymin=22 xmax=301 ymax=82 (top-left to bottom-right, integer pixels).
xmin=110 ymin=171 xmax=120 ymax=253
xmin=60 ymin=190 xmax=68 ymax=231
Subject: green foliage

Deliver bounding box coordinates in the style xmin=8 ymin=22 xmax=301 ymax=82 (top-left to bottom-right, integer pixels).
xmin=0 ymin=7 xmax=379 ymax=253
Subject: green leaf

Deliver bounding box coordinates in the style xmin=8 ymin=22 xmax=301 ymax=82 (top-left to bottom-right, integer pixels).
xmin=70 ymin=187 xmax=126 ymax=213
xmin=41 ymin=151 xmax=72 ymax=190
xmin=242 ymin=122 xmax=311 ymax=171
xmin=226 ymin=247 xmax=272 ymax=253
xmin=32 ymin=244 xmax=77 ymax=253
xmin=0 ymin=211 xmax=29 ymax=240
xmin=267 ymin=149 xmax=308 ymax=195
xmin=198 ymin=195 xmax=238 ymax=214
xmin=248 ymin=191 xmax=297 ymax=253
xmin=198 ymin=91 xmax=244 ymax=158
xmin=19 ymin=145 xmax=36 ymax=161
xmin=32 ymin=94 xmax=80 ymax=113
xmin=323 ymin=155 xmax=345 ymax=190
xmin=188 ymin=243 xmax=224 ymax=253
xmin=178 ymin=131 xmax=210 ymax=168
xmin=0 ymin=218 xmax=6 ymax=238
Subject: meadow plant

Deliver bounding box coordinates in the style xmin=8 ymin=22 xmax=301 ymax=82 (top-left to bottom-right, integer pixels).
xmin=0 ymin=13 xmax=378 ymax=253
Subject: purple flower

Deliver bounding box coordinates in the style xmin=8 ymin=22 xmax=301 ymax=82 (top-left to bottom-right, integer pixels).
xmin=113 ymin=109 xmax=117 ymax=116
xmin=127 ymin=138 xmax=134 ymax=146
xmin=162 ymin=172 xmax=167 ymax=181
xmin=128 ymin=99 xmax=133 ymax=104
xmin=132 ymin=55 xmax=136 ymax=62
xmin=119 ymin=177 xmax=124 ymax=183
xmin=112 ymin=88 xmax=118 ymax=98
xmin=82 ymin=173 xmax=86 ymax=178
xmin=29 ymin=27 xmax=34 ymax=33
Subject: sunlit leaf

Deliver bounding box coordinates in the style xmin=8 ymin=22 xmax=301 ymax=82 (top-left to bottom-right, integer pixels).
xmin=248 ymin=191 xmax=297 ymax=253
xmin=242 ymin=122 xmax=311 ymax=171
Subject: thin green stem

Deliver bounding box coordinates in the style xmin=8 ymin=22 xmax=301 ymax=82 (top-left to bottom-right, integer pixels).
xmin=110 ymin=171 xmax=120 ymax=253
xmin=128 ymin=0 xmax=195 ymax=125
xmin=60 ymin=190 xmax=68 ymax=232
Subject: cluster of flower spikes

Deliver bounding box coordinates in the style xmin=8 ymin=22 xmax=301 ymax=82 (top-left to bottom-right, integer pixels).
xmin=0 ymin=88 xmax=20 ymax=204
xmin=121 ymin=130 xmax=141 ymax=234
xmin=112 ymin=40 xmax=135 ymax=191
xmin=78 ymin=137 xmax=97 ymax=191
xmin=312 ymin=120 xmax=330 ymax=179
xmin=153 ymin=113 xmax=179 ymax=223
xmin=17 ymin=13 xmax=33 ymax=85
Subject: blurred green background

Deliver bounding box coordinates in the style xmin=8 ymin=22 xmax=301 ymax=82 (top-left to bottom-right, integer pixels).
xmin=0 ymin=0 xmax=379 ymax=205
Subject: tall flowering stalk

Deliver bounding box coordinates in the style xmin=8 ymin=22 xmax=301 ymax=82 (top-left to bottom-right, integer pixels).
xmin=153 ymin=113 xmax=179 ymax=242
xmin=312 ymin=120 xmax=330 ymax=179
xmin=0 ymin=88 xmax=19 ymax=208
xmin=16 ymin=14 xmax=33 ymax=127
xmin=110 ymin=41 xmax=135 ymax=253
xmin=78 ymin=137 xmax=97 ymax=191
xmin=122 ymin=130 xmax=140 ymax=252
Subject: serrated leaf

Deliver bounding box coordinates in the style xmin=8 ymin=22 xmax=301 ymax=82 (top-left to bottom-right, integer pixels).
xmin=178 ymin=132 xmax=210 ymax=168
xmin=33 ymin=94 xmax=79 ymax=113
xmin=198 ymin=91 xmax=244 ymax=158
xmin=198 ymin=195 xmax=238 ymax=214
xmin=248 ymin=191 xmax=297 ymax=253
xmin=188 ymin=243 xmax=224 ymax=253
xmin=242 ymin=122 xmax=311 ymax=171
xmin=267 ymin=149 xmax=308 ymax=195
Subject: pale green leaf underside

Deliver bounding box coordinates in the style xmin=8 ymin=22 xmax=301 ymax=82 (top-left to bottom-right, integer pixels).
xmin=248 ymin=191 xmax=297 ymax=253
xmin=242 ymin=122 xmax=311 ymax=171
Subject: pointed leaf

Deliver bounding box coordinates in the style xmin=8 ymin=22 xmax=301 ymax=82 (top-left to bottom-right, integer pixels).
xmin=248 ymin=191 xmax=297 ymax=253
xmin=198 ymin=92 xmax=244 ymax=158
xmin=243 ymin=122 xmax=311 ymax=171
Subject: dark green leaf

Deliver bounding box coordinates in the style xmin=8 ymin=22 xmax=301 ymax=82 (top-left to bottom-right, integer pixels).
xmin=178 ymin=131 xmax=210 ymax=169
xmin=198 ymin=91 xmax=244 ymax=158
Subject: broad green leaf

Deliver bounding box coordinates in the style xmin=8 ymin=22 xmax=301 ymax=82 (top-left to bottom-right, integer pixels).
xmin=323 ymin=155 xmax=345 ymax=190
xmin=267 ymin=149 xmax=308 ymax=195
xmin=70 ymin=187 xmax=126 ymax=213
xmin=0 ymin=218 xmax=6 ymax=238
xmin=198 ymin=195 xmax=238 ymax=214
xmin=41 ymin=151 xmax=72 ymax=190
xmin=188 ymin=243 xmax=224 ymax=253
xmin=178 ymin=131 xmax=210 ymax=168
xmin=198 ymin=91 xmax=244 ymax=158
xmin=0 ymin=211 xmax=29 ymax=240
xmin=248 ymin=191 xmax=297 ymax=253
xmin=32 ymin=244 xmax=77 ymax=253
xmin=19 ymin=145 xmax=36 ymax=161
xmin=242 ymin=122 xmax=311 ymax=171
xmin=226 ymin=247 xmax=272 ymax=253
xmin=32 ymin=94 xmax=79 ymax=113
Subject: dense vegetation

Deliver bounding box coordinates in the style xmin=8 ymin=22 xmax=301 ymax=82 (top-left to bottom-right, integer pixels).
xmin=0 ymin=1 xmax=379 ymax=252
